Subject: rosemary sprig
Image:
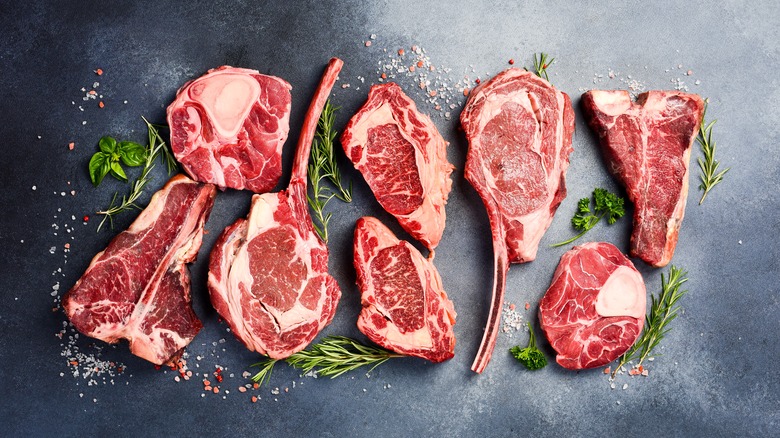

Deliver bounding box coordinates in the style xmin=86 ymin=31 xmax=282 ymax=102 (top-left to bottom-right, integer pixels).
xmin=532 ymin=52 xmax=555 ymax=82
xmin=96 ymin=118 xmax=178 ymax=231
xmin=612 ymin=266 xmax=689 ymax=378
xmin=697 ymin=99 xmax=729 ymax=205
xmin=251 ymin=336 xmax=403 ymax=385
xmin=307 ymin=100 xmax=352 ymax=242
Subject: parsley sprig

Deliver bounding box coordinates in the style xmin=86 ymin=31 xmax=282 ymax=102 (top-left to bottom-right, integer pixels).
xmin=613 ymin=266 xmax=688 ymax=377
xmin=697 ymin=99 xmax=729 ymax=205
xmin=251 ymin=336 xmax=402 ymax=386
xmin=510 ymin=322 xmax=548 ymax=370
xmin=307 ymin=100 xmax=352 ymax=242
xmin=552 ymin=188 xmax=626 ymax=247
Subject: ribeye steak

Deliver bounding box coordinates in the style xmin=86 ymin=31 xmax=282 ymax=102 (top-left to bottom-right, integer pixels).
xmin=208 ymin=58 xmax=343 ymax=359
xmin=341 ymin=82 xmax=453 ymax=250
xmin=168 ymin=66 xmax=292 ymax=193
xmin=353 ymin=217 xmax=456 ymax=362
xmin=539 ymin=242 xmax=646 ymax=370
xmin=63 ymin=175 xmax=216 ymax=365
xmin=460 ymin=69 xmax=575 ymax=372
xmin=581 ymin=90 xmax=704 ymax=267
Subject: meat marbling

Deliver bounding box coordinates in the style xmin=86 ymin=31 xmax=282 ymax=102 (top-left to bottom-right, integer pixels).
xmin=539 ymin=242 xmax=646 ymax=370
xmin=460 ymin=68 xmax=575 ymax=373
xmin=354 ymin=217 xmax=456 ymax=362
xmin=207 ymin=58 xmax=343 ymax=359
xmin=63 ymin=175 xmax=216 ymax=365
xmin=341 ymin=82 xmax=453 ymax=250
xmin=167 ymin=66 xmax=292 ymax=193
xmin=581 ymin=90 xmax=704 ymax=267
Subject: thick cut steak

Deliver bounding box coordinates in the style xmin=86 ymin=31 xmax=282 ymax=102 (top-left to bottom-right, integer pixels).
xmin=208 ymin=58 xmax=343 ymax=359
xmin=353 ymin=217 xmax=456 ymax=362
xmin=582 ymin=90 xmax=704 ymax=267
xmin=167 ymin=66 xmax=292 ymax=193
xmin=539 ymin=242 xmax=646 ymax=370
xmin=460 ymin=69 xmax=575 ymax=373
xmin=341 ymin=82 xmax=454 ymax=249
xmin=63 ymin=175 xmax=216 ymax=365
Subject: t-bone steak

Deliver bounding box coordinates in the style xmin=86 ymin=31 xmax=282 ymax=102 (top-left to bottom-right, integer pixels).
xmin=341 ymin=82 xmax=454 ymax=250
xmin=538 ymin=242 xmax=646 ymax=370
xmin=460 ymin=68 xmax=575 ymax=373
xmin=167 ymin=66 xmax=292 ymax=193
xmin=353 ymin=217 xmax=456 ymax=362
xmin=63 ymin=175 xmax=216 ymax=365
xmin=208 ymin=58 xmax=343 ymax=359
xmin=581 ymin=90 xmax=704 ymax=267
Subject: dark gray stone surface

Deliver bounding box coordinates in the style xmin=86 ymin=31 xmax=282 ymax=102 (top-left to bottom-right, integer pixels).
xmin=1 ymin=1 xmax=777 ymax=436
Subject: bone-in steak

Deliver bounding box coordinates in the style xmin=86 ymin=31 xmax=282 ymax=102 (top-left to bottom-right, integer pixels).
xmin=341 ymin=82 xmax=453 ymax=249
xmin=539 ymin=242 xmax=646 ymax=370
xmin=167 ymin=66 xmax=292 ymax=193
xmin=581 ymin=90 xmax=704 ymax=267
xmin=208 ymin=58 xmax=343 ymax=359
xmin=354 ymin=217 xmax=456 ymax=362
xmin=63 ymin=175 xmax=216 ymax=365
xmin=460 ymin=69 xmax=575 ymax=373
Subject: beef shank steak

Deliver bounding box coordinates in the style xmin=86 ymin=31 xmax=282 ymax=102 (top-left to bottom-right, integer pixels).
xmin=539 ymin=242 xmax=646 ymax=370
xmin=460 ymin=68 xmax=575 ymax=372
xmin=341 ymin=82 xmax=454 ymax=250
xmin=581 ymin=90 xmax=704 ymax=267
xmin=167 ymin=66 xmax=292 ymax=193
xmin=354 ymin=217 xmax=456 ymax=362
xmin=208 ymin=58 xmax=343 ymax=359
xmin=63 ymin=175 xmax=216 ymax=365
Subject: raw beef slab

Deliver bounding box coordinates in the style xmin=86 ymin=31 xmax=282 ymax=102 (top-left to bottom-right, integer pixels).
xmin=208 ymin=58 xmax=343 ymax=359
xmin=63 ymin=175 xmax=216 ymax=365
xmin=168 ymin=66 xmax=292 ymax=193
xmin=354 ymin=217 xmax=456 ymax=362
xmin=539 ymin=242 xmax=646 ymax=370
xmin=581 ymin=90 xmax=704 ymax=267
xmin=341 ymin=82 xmax=453 ymax=250
xmin=460 ymin=68 xmax=575 ymax=372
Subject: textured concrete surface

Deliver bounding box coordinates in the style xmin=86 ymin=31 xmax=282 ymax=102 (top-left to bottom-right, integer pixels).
xmin=1 ymin=1 xmax=777 ymax=436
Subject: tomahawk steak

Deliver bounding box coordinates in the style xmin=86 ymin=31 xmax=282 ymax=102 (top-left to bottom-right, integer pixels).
xmin=581 ymin=90 xmax=704 ymax=267
xmin=539 ymin=242 xmax=646 ymax=370
xmin=208 ymin=58 xmax=343 ymax=359
xmin=167 ymin=66 xmax=292 ymax=193
xmin=354 ymin=217 xmax=456 ymax=362
xmin=63 ymin=175 xmax=216 ymax=365
xmin=460 ymin=68 xmax=575 ymax=373
xmin=341 ymin=82 xmax=453 ymax=250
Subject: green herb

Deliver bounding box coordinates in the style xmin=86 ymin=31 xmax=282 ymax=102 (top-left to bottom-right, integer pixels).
xmin=552 ymin=188 xmax=626 ymax=247
xmin=509 ymin=322 xmax=548 ymax=370
xmin=88 ymin=136 xmax=147 ymax=186
xmin=613 ymin=265 xmax=688 ymax=377
xmin=251 ymin=336 xmax=402 ymax=385
xmin=532 ymin=52 xmax=555 ymax=82
xmin=307 ymin=100 xmax=352 ymax=242
xmin=697 ymin=99 xmax=729 ymax=205
xmin=96 ymin=117 xmax=178 ymax=231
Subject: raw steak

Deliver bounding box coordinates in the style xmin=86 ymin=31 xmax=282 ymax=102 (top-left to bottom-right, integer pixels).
xmin=63 ymin=175 xmax=216 ymax=365
xmin=581 ymin=90 xmax=704 ymax=267
xmin=460 ymin=68 xmax=575 ymax=373
xmin=167 ymin=66 xmax=292 ymax=193
xmin=208 ymin=58 xmax=343 ymax=359
xmin=538 ymin=242 xmax=646 ymax=370
xmin=353 ymin=217 xmax=456 ymax=362
xmin=341 ymin=82 xmax=454 ymax=249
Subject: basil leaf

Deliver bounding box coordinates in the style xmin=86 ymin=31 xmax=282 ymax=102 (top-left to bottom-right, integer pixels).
xmin=89 ymin=153 xmax=110 ymax=187
xmin=99 ymin=136 xmax=117 ymax=154
xmin=109 ymin=161 xmax=128 ymax=182
xmin=118 ymin=141 xmax=147 ymax=167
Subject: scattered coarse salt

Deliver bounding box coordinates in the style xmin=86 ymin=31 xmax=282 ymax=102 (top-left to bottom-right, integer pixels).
xmin=622 ymin=383 xmax=628 ymax=390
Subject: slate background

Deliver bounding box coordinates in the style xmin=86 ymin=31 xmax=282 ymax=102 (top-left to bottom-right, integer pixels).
xmin=1 ymin=1 xmax=778 ymax=436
